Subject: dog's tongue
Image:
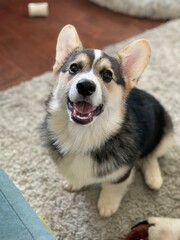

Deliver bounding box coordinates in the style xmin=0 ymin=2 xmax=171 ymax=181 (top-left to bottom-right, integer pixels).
xmin=74 ymin=101 xmax=96 ymax=114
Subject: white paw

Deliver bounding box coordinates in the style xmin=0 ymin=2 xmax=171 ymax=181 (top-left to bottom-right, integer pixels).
xmin=146 ymin=175 xmax=163 ymax=190
xmin=62 ymin=180 xmax=80 ymax=192
xmin=97 ymin=194 xmax=120 ymax=218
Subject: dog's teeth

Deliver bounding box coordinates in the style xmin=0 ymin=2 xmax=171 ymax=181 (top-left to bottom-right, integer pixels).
xmin=72 ymin=108 xmax=92 ymax=120
xmin=88 ymin=113 xmax=92 ymax=118
xmin=77 ymin=114 xmax=89 ymax=120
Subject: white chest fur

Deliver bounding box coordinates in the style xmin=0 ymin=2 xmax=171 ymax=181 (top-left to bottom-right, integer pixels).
xmin=57 ymin=152 xmax=130 ymax=188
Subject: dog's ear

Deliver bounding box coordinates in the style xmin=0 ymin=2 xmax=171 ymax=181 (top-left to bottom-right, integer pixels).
xmin=53 ymin=25 xmax=83 ymax=73
xmin=118 ymin=39 xmax=151 ymax=88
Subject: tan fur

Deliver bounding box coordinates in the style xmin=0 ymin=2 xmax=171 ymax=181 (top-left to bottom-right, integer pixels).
xmin=95 ymin=58 xmax=112 ymax=75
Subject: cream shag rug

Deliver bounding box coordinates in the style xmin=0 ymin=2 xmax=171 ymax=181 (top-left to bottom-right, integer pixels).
xmin=90 ymin=0 xmax=180 ymax=20
xmin=0 ymin=20 xmax=180 ymax=240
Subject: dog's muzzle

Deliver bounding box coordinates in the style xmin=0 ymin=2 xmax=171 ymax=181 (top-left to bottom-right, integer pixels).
xmin=67 ymin=80 xmax=103 ymax=125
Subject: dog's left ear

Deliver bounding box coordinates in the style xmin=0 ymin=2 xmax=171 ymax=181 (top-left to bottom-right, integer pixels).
xmin=53 ymin=25 xmax=83 ymax=73
xmin=118 ymin=39 xmax=151 ymax=88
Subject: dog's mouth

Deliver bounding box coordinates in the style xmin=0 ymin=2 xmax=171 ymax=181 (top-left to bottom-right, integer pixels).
xmin=67 ymin=98 xmax=103 ymax=125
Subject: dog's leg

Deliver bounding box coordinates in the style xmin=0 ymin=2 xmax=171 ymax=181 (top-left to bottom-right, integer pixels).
xmin=141 ymin=131 xmax=174 ymax=190
xmin=98 ymin=170 xmax=134 ymax=217
xmin=141 ymin=156 xmax=163 ymax=190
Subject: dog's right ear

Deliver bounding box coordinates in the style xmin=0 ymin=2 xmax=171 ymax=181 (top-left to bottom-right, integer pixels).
xmin=53 ymin=25 xmax=83 ymax=73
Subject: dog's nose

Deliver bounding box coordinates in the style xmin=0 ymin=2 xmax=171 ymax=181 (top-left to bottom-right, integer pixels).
xmin=76 ymin=80 xmax=96 ymax=97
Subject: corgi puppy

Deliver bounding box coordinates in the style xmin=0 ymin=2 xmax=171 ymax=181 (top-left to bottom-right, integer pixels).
xmin=43 ymin=25 xmax=173 ymax=217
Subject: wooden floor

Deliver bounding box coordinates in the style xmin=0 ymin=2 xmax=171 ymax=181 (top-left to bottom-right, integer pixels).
xmin=0 ymin=0 xmax=163 ymax=90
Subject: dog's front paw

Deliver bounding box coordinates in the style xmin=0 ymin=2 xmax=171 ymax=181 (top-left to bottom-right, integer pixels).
xmin=97 ymin=192 xmax=120 ymax=218
xmin=141 ymin=157 xmax=163 ymax=190
xmin=62 ymin=180 xmax=81 ymax=192
xmin=145 ymin=174 xmax=163 ymax=190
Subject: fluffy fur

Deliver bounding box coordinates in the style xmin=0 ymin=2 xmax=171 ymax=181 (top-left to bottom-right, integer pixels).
xmin=43 ymin=25 xmax=173 ymax=217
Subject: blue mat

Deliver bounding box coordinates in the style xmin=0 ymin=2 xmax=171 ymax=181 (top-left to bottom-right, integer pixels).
xmin=0 ymin=169 xmax=56 ymax=240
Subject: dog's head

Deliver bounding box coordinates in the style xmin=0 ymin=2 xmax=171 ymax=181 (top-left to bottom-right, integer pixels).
xmin=50 ymin=25 xmax=151 ymax=126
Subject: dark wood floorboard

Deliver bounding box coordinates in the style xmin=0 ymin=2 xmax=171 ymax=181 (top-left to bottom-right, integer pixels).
xmin=0 ymin=0 xmax=163 ymax=90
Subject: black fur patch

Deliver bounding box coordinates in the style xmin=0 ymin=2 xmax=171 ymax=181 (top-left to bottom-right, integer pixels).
xmin=83 ymin=49 xmax=95 ymax=66
xmin=127 ymin=88 xmax=171 ymax=158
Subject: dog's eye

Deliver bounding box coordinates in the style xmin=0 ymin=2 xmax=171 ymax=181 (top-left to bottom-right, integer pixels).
xmin=69 ymin=63 xmax=79 ymax=75
xmin=101 ymin=70 xmax=113 ymax=83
